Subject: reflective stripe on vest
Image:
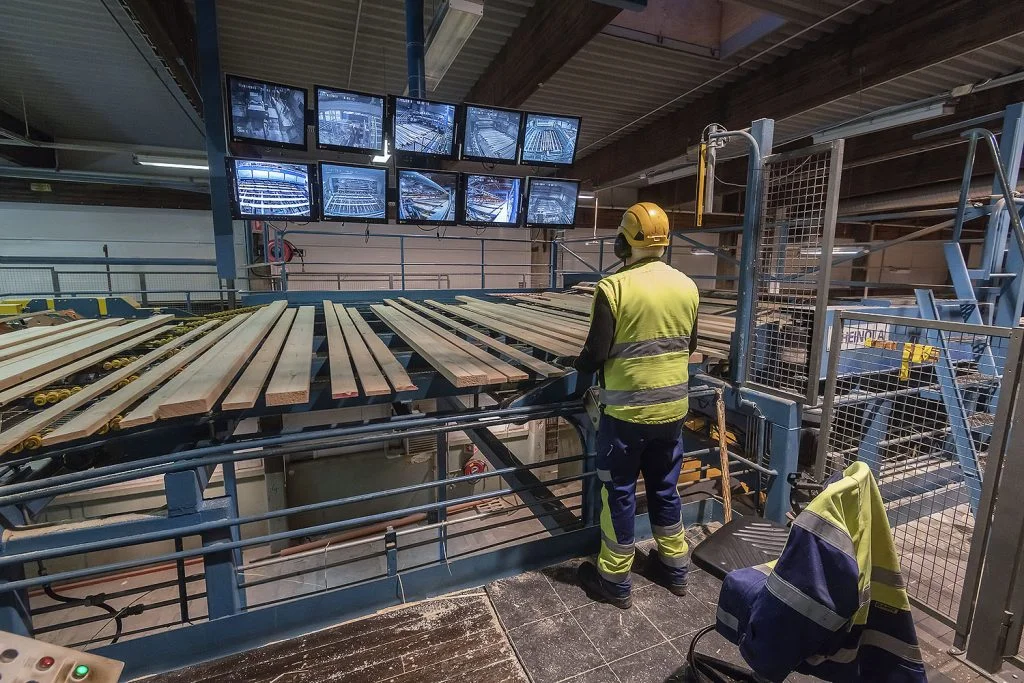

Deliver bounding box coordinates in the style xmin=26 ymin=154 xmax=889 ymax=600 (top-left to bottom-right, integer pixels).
xmin=805 ymin=629 xmax=923 ymax=666
xmin=601 ymin=382 xmax=689 ymax=407
xmin=609 ymin=335 xmax=690 ymax=360
xmin=794 ymin=511 xmax=855 ymax=559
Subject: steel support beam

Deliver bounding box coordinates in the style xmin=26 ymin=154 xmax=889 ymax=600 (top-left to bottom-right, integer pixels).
xmin=194 ymin=0 xmax=236 ymax=279
xmin=463 ymin=0 xmax=621 ymax=108
xmin=0 ymin=110 xmax=55 ymax=168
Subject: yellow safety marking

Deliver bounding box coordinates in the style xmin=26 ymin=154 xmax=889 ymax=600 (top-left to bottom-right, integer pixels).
xmin=900 ymin=343 xmax=938 ymax=381
xmin=46 ymin=299 xmax=55 ymax=311
xmin=98 ymin=298 xmax=108 ymax=316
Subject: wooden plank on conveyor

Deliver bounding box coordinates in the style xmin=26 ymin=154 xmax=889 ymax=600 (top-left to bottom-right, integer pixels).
xmin=397 ymin=298 xmax=564 ymax=379
xmin=0 ymin=319 xmax=120 ymax=363
xmin=371 ymin=304 xmax=488 ymax=388
xmin=515 ymin=302 xmax=591 ymax=323
xmin=333 ymin=303 xmax=390 ymax=397
xmin=0 ymin=320 xmax=92 ymax=351
xmin=321 ymin=301 xmax=359 ymax=400
xmin=158 ymin=301 xmax=288 ymax=418
xmin=221 ymin=308 xmax=297 ymax=411
xmin=0 ymin=316 xmax=172 ymax=392
xmin=385 ymin=300 xmax=527 ymax=383
xmin=0 ymin=327 xmax=166 ymax=408
xmin=47 ymin=320 xmax=226 ymax=442
xmin=344 ymin=307 xmax=417 ymax=393
xmin=264 ymin=306 xmax=316 ymax=406
xmin=426 ymin=300 xmax=579 ymax=358
xmin=0 ymin=317 xmax=181 ymax=453
xmin=118 ymin=315 xmax=251 ymax=429
xmin=455 ymin=297 xmax=587 ymax=345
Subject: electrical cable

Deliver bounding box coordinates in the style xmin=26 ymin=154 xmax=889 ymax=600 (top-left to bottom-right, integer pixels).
xmin=37 ymin=561 xmax=126 ymax=644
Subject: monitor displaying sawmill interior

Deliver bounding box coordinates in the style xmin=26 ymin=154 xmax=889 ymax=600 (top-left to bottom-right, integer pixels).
xmin=1 ymin=1 xmax=1022 ymax=681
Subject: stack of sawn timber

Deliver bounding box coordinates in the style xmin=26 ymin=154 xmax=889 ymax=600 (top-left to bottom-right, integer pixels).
xmin=368 ymin=298 xmax=567 ymax=388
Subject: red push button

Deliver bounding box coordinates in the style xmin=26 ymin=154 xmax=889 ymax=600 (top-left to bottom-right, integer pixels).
xmin=36 ymin=656 xmax=55 ymax=671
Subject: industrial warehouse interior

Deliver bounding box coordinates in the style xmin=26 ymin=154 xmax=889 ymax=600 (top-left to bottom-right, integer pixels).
xmin=0 ymin=0 xmax=1023 ymax=681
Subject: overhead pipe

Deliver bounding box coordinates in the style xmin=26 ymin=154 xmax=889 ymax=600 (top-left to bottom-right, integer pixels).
xmin=406 ymin=0 xmax=427 ymax=98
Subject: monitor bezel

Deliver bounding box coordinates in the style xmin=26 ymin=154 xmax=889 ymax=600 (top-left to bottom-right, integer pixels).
xmin=524 ymin=176 xmax=581 ymax=229
xmin=225 ymin=74 xmax=309 ymax=152
xmin=313 ymin=85 xmax=387 ymax=155
xmin=227 ymin=157 xmax=317 ymax=221
xmin=459 ymin=103 xmax=524 ymax=164
xmin=395 ymin=167 xmax=460 ymax=226
xmin=317 ymin=161 xmax=390 ymax=224
xmin=460 ymin=172 xmax=525 ymax=229
xmin=519 ymin=111 xmax=583 ymax=167
xmin=390 ymin=95 xmax=460 ymax=160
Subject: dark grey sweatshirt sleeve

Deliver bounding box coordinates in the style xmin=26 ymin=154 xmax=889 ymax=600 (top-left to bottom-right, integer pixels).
xmin=574 ymin=289 xmax=615 ymax=374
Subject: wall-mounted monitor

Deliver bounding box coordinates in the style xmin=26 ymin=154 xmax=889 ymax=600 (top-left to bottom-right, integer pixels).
xmin=319 ymin=163 xmax=388 ymax=223
xmin=525 ymin=178 xmax=580 ymax=228
xmin=392 ymin=96 xmax=457 ymax=157
xmin=396 ymin=169 xmax=459 ymax=224
xmin=315 ymin=86 xmax=385 ymax=154
xmin=462 ymin=174 xmax=523 ymax=228
xmin=461 ymin=105 xmax=522 ymax=163
xmin=520 ymin=112 xmax=581 ymax=166
xmin=226 ymin=75 xmax=308 ymax=150
xmin=228 ymin=158 xmax=314 ymax=220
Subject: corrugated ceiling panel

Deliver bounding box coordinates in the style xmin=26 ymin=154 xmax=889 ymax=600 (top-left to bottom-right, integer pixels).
xmin=216 ymin=0 xmax=532 ymax=102
xmin=0 ymin=0 xmax=205 ymax=148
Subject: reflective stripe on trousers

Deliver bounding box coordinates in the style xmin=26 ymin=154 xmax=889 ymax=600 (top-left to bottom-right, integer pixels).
xmin=598 ymin=486 xmax=634 ymax=584
xmin=652 ymin=517 xmax=689 ymax=569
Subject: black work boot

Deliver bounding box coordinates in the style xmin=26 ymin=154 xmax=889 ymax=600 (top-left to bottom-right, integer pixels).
xmin=577 ymin=561 xmax=632 ymax=609
xmin=647 ymin=555 xmax=688 ymax=597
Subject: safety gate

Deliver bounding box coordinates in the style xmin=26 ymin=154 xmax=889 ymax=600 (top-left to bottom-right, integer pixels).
xmin=743 ymin=140 xmax=844 ymax=405
xmin=815 ymin=311 xmax=1016 ymax=623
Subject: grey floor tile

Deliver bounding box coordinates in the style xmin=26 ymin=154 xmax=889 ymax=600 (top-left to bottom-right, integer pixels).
xmin=487 ymin=570 xmax=566 ymax=630
xmin=572 ymin=600 xmax=665 ymax=662
xmin=631 ymin=583 xmax=714 ymax=640
xmin=682 ymin=570 xmax=721 ymax=614
xmin=609 ymin=641 xmax=687 ymax=683
xmin=541 ymin=558 xmax=593 ymax=610
xmin=508 ymin=612 xmax=605 ymax=683
xmin=559 ymin=664 xmax=620 ymax=682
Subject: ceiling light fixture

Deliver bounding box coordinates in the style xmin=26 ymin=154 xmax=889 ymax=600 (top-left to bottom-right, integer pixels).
xmin=133 ymin=153 xmax=208 ymax=171
xmin=800 ymin=247 xmax=864 ymax=257
xmin=577 ymin=192 xmax=596 ymax=200
xmin=424 ymin=0 xmax=484 ymax=90
xmin=812 ymin=101 xmax=955 ymax=144
xmin=645 ymin=165 xmax=698 ymax=185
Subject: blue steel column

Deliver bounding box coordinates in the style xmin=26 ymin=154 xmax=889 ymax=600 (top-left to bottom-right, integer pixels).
xmin=436 ymin=432 xmax=449 ymax=562
xmin=992 ymin=104 xmax=1024 ymax=329
xmin=194 ymin=0 xmax=237 ymax=280
xmin=732 ymin=119 xmax=774 ymax=383
xmin=405 ymin=0 xmax=426 ymax=98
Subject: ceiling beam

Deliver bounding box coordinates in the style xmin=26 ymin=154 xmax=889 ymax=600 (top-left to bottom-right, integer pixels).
xmin=571 ymin=0 xmax=1024 ymax=189
xmin=0 ymin=110 xmax=56 ymax=169
xmin=722 ymin=0 xmax=817 ymax=25
xmin=638 ymin=79 xmax=1024 ymax=206
xmin=0 ymin=178 xmax=210 ymax=211
xmin=463 ymin=0 xmax=622 ymax=108
xmin=119 ymin=0 xmax=202 ymax=116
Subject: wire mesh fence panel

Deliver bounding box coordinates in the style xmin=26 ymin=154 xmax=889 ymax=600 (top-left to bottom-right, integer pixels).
xmin=816 ymin=312 xmax=1012 ymax=621
xmin=0 ymin=267 xmax=58 ymax=296
xmin=744 ymin=141 xmax=844 ymax=404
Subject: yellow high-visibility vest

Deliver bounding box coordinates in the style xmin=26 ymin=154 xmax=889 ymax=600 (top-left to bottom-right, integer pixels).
xmin=595 ymin=259 xmax=699 ymax=424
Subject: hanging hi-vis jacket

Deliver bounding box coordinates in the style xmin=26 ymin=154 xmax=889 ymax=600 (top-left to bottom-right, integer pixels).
xmin=595 ymin=259 xmax=699 ymax=425
xmin=716 ymin=462 xmax=926 ymax=682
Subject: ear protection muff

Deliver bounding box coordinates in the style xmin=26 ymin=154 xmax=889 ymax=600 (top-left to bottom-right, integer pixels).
xmin=613 ymin=233 xmax=631 ymax=261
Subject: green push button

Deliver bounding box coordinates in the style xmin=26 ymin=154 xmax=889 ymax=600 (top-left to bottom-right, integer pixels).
xmin=72 ymin=664 xmax=90 ymax=680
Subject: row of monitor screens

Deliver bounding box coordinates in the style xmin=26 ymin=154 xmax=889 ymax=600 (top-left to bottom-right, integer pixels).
xmin=227 ymin=159 xmax=581 ymax=228
xmin=227 ymin=75 xmax=582 ymax=166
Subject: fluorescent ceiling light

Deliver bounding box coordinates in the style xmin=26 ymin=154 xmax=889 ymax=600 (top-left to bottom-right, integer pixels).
xmin=425 ymin=0 xmax=483 ymax=90
xmin=690 ymin=249 xmax=715 ymax=256
xmin=372 ymin=140 xmax=391 ymax=164
xmin=645 ymin=165 xmax=698 ymax=185
xmin=812 ymin=102 xmax=955 ymax=143
xmin=134 ymin=153 xmax=208 ymax=171
xmin=800 ymin=247 xmax=864 ymax=256
xmin=577 ymin=192 xmax=596 ymax=200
